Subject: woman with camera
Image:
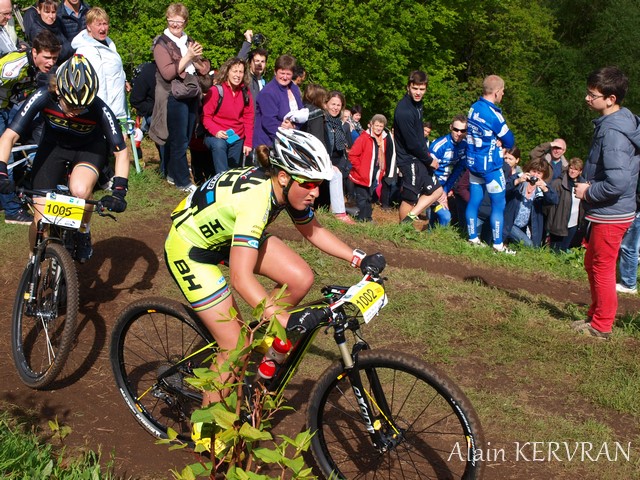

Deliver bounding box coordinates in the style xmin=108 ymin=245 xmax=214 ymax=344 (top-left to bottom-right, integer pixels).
xmin=503 ymin=156 xmax=558 ymax=247
xmin=202 ymin=57 xmax=254 ymax=175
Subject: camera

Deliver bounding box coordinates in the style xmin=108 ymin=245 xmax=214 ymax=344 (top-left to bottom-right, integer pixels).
xmin=527 ymin=176 xmax=539 ymax=185
xmin=252 ymin=33 xmax=265 ymax=46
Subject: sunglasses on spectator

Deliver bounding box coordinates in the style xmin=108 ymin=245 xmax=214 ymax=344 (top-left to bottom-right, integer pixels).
xmin=167 ymin=19 xmax=185 ymax=26
xmin=451 ymin=127 xmax=467 ymax=133
xmin=291 ymin=175 xmax=323 ymax=189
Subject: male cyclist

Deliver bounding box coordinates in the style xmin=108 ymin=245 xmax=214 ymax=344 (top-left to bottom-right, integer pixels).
xmin=164 ymin=128 xmax=385 ymax=409
xmin=0 ymin=54 xmax=129 ymax=262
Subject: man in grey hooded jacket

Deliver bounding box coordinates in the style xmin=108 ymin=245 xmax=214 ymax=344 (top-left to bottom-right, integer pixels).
xmin=574 ymin=66 xmax=640 ymax=340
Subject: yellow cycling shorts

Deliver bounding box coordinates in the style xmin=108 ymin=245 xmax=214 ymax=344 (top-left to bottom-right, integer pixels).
xmin=164 ymin=227 xmax=232 ymax=311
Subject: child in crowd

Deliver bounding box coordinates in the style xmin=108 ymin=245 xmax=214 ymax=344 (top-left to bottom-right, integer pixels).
xmin=504 ymin=146 xmax=523 ymax=179
xmin=503 ymin=157 xmax=558 ymax=247
xmin=545 ymin=157 xmax=584 ymax=252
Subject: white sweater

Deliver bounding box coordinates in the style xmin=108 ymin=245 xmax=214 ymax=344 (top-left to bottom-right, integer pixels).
xmin=71 ymin=29 xmax=127 ymax=119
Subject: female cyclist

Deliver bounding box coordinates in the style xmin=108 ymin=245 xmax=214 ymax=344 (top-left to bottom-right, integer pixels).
xmin=164 ymin=128 xmax=385 ymax=406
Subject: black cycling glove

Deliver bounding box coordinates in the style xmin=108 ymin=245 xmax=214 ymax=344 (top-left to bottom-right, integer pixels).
xmin=286 ymin=307 xmax=329 ymax=333
xmin=360 ymin=253 xmax=386 ymax=275
xmin=0 ymin=162 xmax=14 ymax=194
xmin=99 ymin=176 xmax=128 ymax=213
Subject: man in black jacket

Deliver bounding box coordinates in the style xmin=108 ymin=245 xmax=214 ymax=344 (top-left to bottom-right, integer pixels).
xmin=392 ymin=70 xmax=443 ymax=224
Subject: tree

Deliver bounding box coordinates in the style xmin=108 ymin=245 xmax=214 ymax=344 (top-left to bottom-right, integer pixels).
xmin=68 ymin=0 xmax=638 ymax=155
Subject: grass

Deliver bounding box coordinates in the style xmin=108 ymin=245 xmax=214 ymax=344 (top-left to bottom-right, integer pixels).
xmin=318 ymin=211 xmax=590 ymax=282
xmin=0 ymin=404 xmax=115 ymax=479
xmin=299 ymin=250 xmax=640 ymax=479
xmin=1 ymin=164 xmax=639 ymax=479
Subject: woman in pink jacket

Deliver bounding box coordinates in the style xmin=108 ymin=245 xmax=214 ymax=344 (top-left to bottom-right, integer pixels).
xmin=202 ymin=57 xmax=254 ymax=175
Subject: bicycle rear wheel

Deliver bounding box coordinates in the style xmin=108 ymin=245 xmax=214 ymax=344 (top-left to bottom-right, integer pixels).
xmin=307 ymin=349 xmax=485 ymax=479
xmin=11 ymin=243 xmax=79 ymax=389
xmin=110 ymin=297 xmax=215 ymax=442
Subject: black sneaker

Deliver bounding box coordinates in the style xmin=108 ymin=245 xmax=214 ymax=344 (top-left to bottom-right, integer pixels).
xmin=5 ymin=210 xmax=33 ymax=225
xmin=74 ymin=231 xmax=93 ymax=263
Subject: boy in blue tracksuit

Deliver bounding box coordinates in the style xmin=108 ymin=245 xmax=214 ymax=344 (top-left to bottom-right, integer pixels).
xmin=429 ymin=114 xmax=468 ymax=225
xmin=466 ymin=75 xmax=515 ymax=253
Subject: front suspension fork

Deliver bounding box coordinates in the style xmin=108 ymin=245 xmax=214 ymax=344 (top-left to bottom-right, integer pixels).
xmin=334 ymin=326 xmax=400 ymax=451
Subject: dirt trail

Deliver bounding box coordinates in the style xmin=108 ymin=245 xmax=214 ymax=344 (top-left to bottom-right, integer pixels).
xmin=1 ymin=214 xmax=638 ymax=479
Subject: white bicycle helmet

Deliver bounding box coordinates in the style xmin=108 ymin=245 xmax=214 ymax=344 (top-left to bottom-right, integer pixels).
xmin=272 ymin=128 xmax=333 ymax=181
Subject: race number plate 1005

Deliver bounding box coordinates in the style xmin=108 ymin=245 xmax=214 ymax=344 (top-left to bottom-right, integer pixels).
xmin=41 ymin=193 xmax=85 ymax=229
xmin=343 ymin=280 xmax=387 ymax=323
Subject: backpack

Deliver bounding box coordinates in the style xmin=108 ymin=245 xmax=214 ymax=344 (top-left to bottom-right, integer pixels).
xmin=212 ymin=84 xmax=250 ymax=115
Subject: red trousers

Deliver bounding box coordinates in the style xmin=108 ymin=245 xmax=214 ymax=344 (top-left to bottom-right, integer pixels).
xmin=584 ymin=221 xmax=632 ymax=333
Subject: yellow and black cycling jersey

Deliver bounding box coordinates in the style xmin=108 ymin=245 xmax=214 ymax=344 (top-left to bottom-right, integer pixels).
xmin=170 ymin=166 xmax=314 ymax=251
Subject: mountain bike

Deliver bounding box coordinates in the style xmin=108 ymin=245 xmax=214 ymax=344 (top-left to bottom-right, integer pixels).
xmin=110 ymin=269 xmax=485 ymax=479
xmin=11 ymin=186 xmax=116 ymax=389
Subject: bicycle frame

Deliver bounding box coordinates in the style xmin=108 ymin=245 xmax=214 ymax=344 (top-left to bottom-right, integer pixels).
xmin=152 ymin=272 xmax=394 ymax=450
xmin=18 ymin=187 xmax=112 ymax=310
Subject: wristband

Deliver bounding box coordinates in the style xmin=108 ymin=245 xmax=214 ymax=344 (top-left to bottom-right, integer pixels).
xmin=350 ymin=249 xmax=366 ymax=268
xmin=111 ymin=176 xmax=128 ymax=198
xmin=0 ymin=161 xmax=7 ymax=177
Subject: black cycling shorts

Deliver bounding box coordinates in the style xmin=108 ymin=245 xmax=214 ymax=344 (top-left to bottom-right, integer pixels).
xmin=398 ymin=160 xmax=441 ymax=205
xmin=31 ymin=138 xmax=107 ymax=190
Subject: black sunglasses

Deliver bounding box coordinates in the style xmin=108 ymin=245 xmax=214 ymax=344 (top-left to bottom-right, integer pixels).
xmin=451 ymin=127 xmax=467 ymax=133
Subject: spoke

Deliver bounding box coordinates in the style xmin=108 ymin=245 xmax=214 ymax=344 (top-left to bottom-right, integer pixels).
xmin=39 ymin=314 xmax=55 ymax=366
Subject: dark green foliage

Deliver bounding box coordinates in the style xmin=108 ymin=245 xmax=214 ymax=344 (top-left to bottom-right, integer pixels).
xmin=17 ymin=0 xmax=640 ymax=157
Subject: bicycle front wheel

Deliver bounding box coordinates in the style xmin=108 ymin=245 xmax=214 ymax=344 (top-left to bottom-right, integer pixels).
xmin=11 ymin=243 xmax=79 ymax=389
xmin=110 ymin=297 xmax=215 ymax=443
xmin=307 ymin=349 xmax=485 ymax=479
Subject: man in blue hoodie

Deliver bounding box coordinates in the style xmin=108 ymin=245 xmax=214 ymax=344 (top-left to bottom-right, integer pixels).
xmin=573 ymin=66 xmax=640 ymax=340
xmin=466 ymin=75 xmax=515 ymax=253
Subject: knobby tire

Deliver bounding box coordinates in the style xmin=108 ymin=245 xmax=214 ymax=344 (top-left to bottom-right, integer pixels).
xmin=110 ymin=297 xmax=214 ymax=443
xmin=11 ymin=243 xmax=79 ymax=389
xmin=307 ymin=349 xmax=485 ymax=479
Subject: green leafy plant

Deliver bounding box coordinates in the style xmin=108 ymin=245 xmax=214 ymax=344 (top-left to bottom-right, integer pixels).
xmin=48 ymin=416 xmax=72 ymax=444
xmin=159 ymin=291 xmax=315 ymax=479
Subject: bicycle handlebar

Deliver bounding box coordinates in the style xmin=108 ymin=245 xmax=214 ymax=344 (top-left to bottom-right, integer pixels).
xmin=15 ymin=186 xmax=117 ymax=220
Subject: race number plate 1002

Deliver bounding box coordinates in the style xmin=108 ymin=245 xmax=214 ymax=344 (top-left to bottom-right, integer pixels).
xmin=343 ymin=280 xmax=388 ymax=323
xmin=41 ymin=192 xmax=85 ymax=229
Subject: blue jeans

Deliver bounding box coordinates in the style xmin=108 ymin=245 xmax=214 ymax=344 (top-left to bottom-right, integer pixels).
xmin=164 ymin=95 xmax=197 ymax=188
xmin=618 ymin=212 xmax=640 ymax=288
xmin=508 ymin=225 xmax=534 ymax=247
xmin=550 ymin=226 xmax=577 ymax=252
xmin=204 ymin=135 xmax=244 ymax=175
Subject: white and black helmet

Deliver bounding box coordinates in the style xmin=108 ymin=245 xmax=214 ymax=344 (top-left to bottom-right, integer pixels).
xmin=272 ymin=128 xmax=333 ymax=181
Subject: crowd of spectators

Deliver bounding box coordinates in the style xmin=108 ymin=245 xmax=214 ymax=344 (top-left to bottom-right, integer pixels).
xmin=2 ymin=2 xmax=639 ymax=341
